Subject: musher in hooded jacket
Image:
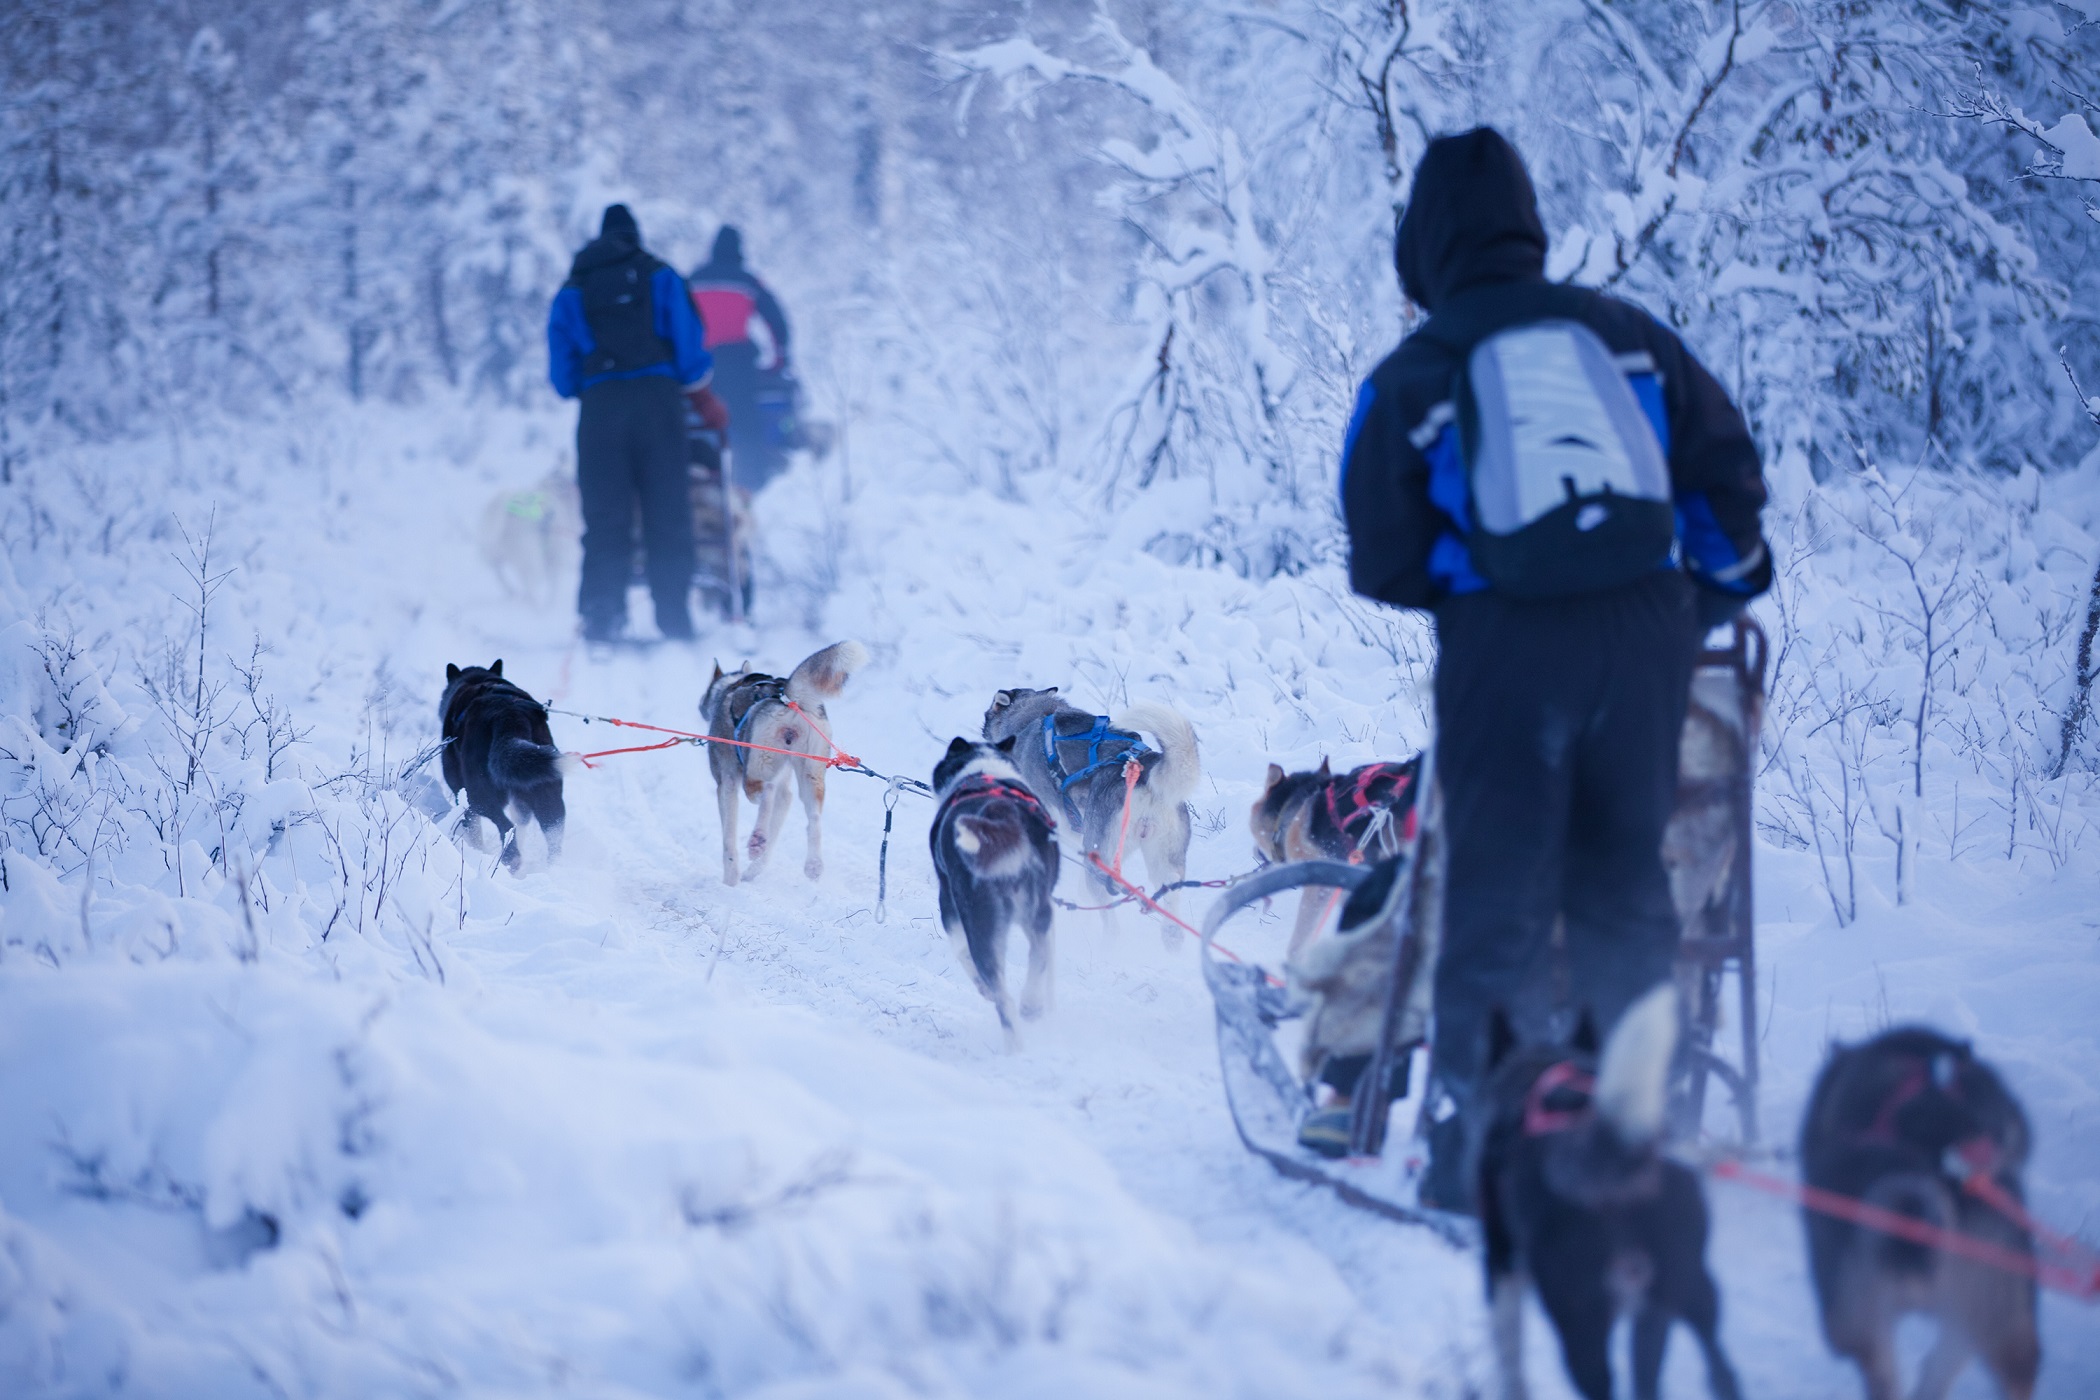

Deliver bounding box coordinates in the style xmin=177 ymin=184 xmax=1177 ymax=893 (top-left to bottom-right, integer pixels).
xmin=687 ymin=226 xmax=793 ymax=491
xmin=548 ymin=204 xmax=728 ymax=643
xmin=1340 ymin=130 xmax=1770 ymax=1212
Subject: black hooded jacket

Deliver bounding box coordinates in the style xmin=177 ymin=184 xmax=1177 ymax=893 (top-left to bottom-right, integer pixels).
xmin=1342 ymin=129 xmax=1769 ymax=610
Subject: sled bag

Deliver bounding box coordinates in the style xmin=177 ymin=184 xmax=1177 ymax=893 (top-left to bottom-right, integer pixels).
xmin=1455 ymin=320 xmax=1675 ymax=598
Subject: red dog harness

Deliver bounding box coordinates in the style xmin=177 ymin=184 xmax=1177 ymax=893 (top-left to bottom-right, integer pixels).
xmin=1857 ymin=1051 xmax=2003 ymax=1180
xmin=1523 ymin=1060 xmax=1597 ymax=1137
xmin=943 ymin=773 xmax=1056 ymax=830
xmin=1322 ymin=760 xmax=1420 ymax=851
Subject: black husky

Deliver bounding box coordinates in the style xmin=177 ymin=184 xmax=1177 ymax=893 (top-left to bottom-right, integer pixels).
xmin=1478 ymin=985 xmax=1742 ymax=1400
xmin=439 ymin=661 xmax=567 ymax=871
xmin=1800 ymin=1026 xmax=2037 ymax=1400
xmin=930 ymin=737 xmax=1059 ymax=1051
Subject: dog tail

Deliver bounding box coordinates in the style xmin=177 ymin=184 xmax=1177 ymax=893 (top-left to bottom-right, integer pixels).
xmin=786 ymin=640 xmax=869 ymax=707
xmin=1595 ymin=982 xmax=1678 ymax=1148
xmin=1111 ymin=701 xmax=1200 ymax=804
xmin=490 ymin=734 xmax=567 ymax=790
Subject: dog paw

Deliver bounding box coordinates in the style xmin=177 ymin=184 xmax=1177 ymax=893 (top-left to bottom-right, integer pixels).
xmin=722 ymin=864 xmax=740 ymax=887
xmin=803 ymin=856 xmax=823 ymax=881
xmin=1019 ymin=997 xmax=1045 ymax=1022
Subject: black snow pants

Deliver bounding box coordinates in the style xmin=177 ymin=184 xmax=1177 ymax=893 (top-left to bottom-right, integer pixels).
xmin=575 ymin=374 xmax=694 ymax=639
xmin=1429 ymin=569 xmax=1699 ymax=1113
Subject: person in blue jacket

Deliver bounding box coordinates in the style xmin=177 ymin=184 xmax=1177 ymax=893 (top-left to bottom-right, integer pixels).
xmin=1339 ymin=130 xmax=1771 ymax=1213
xmin=548 ymin=204 xmax=728 ymax=642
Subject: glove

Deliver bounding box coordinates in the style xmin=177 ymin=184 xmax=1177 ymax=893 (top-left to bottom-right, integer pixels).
xmin=686 ymin=386 xmax=730 ymax=434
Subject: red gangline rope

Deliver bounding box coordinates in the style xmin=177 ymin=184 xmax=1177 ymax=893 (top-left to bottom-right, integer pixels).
xmin=1710 ymin=1158 xmax=2100 ymax=1301
xmin=553 ymin=707 xmax=866 ymax=772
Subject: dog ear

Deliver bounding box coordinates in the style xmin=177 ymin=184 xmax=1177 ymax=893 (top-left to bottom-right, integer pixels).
xmin=995 ymin=735 xmax=1017 ymax=754
xmin=1571 ymin=1008 xmax=1601 ymax=1058
xmin=446 ymin=663 xmax=460 ymax=682
xmin=711 ymin=661 xmax=724 ymax=682
xmin=1487 ymin=1007 xmax=1519 ymax=1070
xmin=1315 ymin=756 xmax=1332 ymax=779
xmin=991 ymin=690 xmax=1013 ymax=709
xmin=1263 ymin=763 xmax=1284 ymax=791
xmin=944 ymin=736 xmax=975 ymax=758
xmin=490 ymin=659 xmax=503 ymax=677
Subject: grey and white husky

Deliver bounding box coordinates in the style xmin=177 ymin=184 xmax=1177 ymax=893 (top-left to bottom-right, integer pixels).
xmin=700 ymin=640 xmax=866 ymax=885
xmin=930 ymin=737 xmax=1059 ymax=1050
xmin=981 ymin=687 xmax=1200 ymax=942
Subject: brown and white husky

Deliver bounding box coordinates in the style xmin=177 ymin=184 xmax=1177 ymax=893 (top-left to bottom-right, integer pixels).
xmin=700 ymin=640 xmax=867 ymax=885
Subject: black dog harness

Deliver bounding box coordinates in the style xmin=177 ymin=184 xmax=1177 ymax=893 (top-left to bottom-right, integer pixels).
xmin=1040 ymin=713 xmax=1150 ymax=822
xmin=726 ymin=675 xmax=787 ymax=771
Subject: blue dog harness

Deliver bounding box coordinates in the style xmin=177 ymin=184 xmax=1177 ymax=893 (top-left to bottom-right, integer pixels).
xmin=1040 ymin=713 xmax=1151 ymax=822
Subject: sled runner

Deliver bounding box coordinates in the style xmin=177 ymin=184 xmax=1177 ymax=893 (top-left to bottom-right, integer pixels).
xmin=1203 ymin=859 xmax=1473 ymax=1245
xmin=1201 ymin=618 xmax=1767 ymax=1232
xmin=1664 ymin=617 xmax=1767 ymax=1146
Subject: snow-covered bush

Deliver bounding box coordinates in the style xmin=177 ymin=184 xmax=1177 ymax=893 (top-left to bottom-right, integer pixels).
xmin=1759 ymin=453 xmax=2100 ymax=922
xmin=0 ymin=553 xmax=466 ymax=979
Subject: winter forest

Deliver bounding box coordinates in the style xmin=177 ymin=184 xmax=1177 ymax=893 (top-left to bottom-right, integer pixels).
xmin=5 ymin=0 xmax=2100 ymax=1394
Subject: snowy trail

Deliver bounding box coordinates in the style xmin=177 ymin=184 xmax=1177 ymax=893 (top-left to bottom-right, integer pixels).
xmin=455 ymin=635 xmax=1493 ymax=1396
xmin=441 ymin=460 xmax=2100 ymax=1397
xmin=3 ymin=409 xmax=2095 ymax=1396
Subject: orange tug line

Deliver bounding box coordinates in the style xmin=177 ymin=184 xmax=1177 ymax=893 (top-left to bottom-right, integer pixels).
xmin=558 ymin=707 xmax=863 ymax=771
xmin=1085 ymin=759 xmax=1282 ymax=985
xmin=1710 ymin=1159 xmax=2100 ymax=1301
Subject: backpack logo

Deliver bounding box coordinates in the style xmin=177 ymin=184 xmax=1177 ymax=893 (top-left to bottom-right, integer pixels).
xmin=1456 ymin=320 xmax=1675 ymax=597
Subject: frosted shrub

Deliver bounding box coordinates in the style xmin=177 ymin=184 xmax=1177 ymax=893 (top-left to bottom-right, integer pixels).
xmin=0 ymin=544 xmax=466 ymax=980
xmin=1759 ymin=460 xmax=2098 ymax=922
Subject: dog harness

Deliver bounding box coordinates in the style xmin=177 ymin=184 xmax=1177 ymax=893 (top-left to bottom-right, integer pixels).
xmin=1855 ymin=1051 xmax=2004 ymax=1178
xmin=1320 ymin=759 xmax=1420 ymax=853
xmin=1523 ymin=1060 xmax=1596 ymax=1137
xmin=727 ymin=676 xmax=787 ymax=771
xmin=505 ymin=491 xmax=551 ymax=522
xmin=1040 ymin=713 xmax=1151 ymax=822
xmin=943 ymin=773 xmax=1055 ymax=830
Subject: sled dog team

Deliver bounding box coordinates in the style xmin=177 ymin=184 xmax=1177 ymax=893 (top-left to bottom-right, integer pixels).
xmin=435 ymin=641 xmax=2044 ymax=1400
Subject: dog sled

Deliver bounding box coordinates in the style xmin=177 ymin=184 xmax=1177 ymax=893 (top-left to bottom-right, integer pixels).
xmin=741 ymin=364 xmax=832 ymax=493
xmin=687 ymin=418 xmax=755 ymax=623
xmin=1201 ymin=618 xmax=1768 ymax=1232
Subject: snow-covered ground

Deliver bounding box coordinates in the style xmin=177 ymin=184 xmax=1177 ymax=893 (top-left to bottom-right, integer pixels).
xmin=2 ymin=402 xmax=2096 ymax=1397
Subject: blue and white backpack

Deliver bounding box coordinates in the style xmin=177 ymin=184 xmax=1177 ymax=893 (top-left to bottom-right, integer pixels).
xmin=1449 ymin=320 xmax=1675 ymax=598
